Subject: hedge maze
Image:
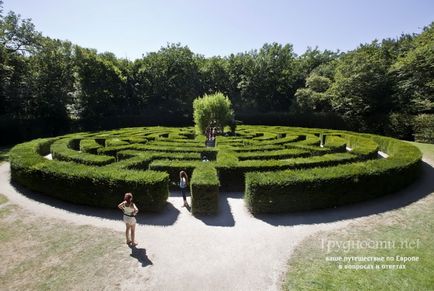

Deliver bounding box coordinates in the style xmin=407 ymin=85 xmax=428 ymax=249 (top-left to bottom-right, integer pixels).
xmin=9 ymin=126 xmax=422 ymax=214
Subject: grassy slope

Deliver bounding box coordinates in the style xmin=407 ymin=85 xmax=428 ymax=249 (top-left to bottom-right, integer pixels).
xmin=284 ymin=142 xmax=434 ymax=290
xmin=0 ymin=195 xmax=143 ymax=290
xmin=0 ymin=147 xmax=150 ymax=290
xmin=412 ymin=142 xmax=434 ymax=162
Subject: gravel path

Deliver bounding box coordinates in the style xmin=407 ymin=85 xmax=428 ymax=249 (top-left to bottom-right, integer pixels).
xmin=1 ymin=159 xmax=433 ymax=291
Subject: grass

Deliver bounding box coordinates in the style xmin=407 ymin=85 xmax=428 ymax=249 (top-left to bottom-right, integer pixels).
xmin=284 ymin=142 xmax=434 ymax=290
xmin=411 ymin=142 xmax=434 ymax=162
xmin=0 ymin=202 xmax=142 ymax=290
xmin=0 ymin=194 xmax=8 ymax=205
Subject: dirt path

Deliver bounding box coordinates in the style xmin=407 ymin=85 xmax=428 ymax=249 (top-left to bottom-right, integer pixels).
xmin=1 ymin=158 xmax=433 ymax=291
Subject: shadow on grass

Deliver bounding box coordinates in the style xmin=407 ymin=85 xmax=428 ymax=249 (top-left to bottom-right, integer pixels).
xmin=129 ymin=245 xmax=153 ymax=267
xmin=254 ymin=161 xmax=434 ymax=226
xmin=10 ymin=181 xmax=180 ymax=226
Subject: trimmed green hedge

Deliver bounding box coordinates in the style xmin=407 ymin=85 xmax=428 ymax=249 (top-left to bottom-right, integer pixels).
xmin=191 ymin=164 xmax=220 ymax=215
xmin=105 ymin=138 xmax=130 ymax=147
xmin=149 ymin=159 xmax=206 ymax=183
xmin=231 ymin=144 xmax=285 ymax=152
xmin=245 ymin=133 xmax=422 ymax=213
xmin=9 ymin=125 xmax=423 ymax=214
xmin=343 ymin=134 xmax=379 ymax=159
xmin=10 ymin=138 xmax=169 ymax=211
xmin=80 ymin=139 xmax=103 ymax=154
xmin=217 ymin=152 xmax=361 ymax=191
xmin=236 ymin=148 xmax=310 ymax=160
xmin=51 ymin=138 xmax=116 ymax=166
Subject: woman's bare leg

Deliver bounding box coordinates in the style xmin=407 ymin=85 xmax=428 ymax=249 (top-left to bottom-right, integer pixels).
xmin=126 ymin=224 xmax=131 ymax=244
xmin=131 ymin=224 xmax=137 ymax=245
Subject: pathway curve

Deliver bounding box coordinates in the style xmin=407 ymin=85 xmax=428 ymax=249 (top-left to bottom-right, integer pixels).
xmin=1 ymin=158 xmax=434 ymax=291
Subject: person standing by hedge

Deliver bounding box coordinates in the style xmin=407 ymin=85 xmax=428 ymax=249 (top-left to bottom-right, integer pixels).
xmin=179 ymin=171 xmax=189 ymax=207
xmin=118 ymin=193 xmax=139 ymax=246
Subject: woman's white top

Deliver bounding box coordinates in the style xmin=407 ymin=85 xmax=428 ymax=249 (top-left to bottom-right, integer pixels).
xmin=123 ymin=204 xmax=135 ymax=215
xmin=180 ymin=177 xmax=187 ymax=189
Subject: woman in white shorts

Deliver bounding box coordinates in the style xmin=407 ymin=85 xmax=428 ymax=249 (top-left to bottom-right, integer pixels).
xmin=118 ymin=193 xmax=139 ymax=246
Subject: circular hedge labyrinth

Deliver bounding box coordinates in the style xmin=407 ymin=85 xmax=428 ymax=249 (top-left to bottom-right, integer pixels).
xmin=9 ymin=125 xmax=422 ymax=214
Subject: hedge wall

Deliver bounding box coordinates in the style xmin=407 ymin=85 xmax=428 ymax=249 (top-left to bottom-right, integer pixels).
xmin=51 ymin=138 xmax=116 ymax=166
xmin=190 ymin=164 xmax=220 ymax=215
xmin=413 ymin=114 xmax=434 ymax=143
xmin=10 ymin=138 xmax=169 ymax=211
xmin=8 ymin=125 xmax=423 ymax=214
xmin=245 ymin=134 xmax=422 ymax=213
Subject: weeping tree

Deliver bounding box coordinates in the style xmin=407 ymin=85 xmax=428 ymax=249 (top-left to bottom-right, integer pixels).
xmin=193 ymin=92 xmax=234 ymax=135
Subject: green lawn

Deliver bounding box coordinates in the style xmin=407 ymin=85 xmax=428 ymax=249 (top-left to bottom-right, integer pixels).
xmin=411 ymin=142 xmax=434 ymax=161
xmin=0 ymin=194 xmax=7 ymax=205
xmin=0 ymin=195 xmax=141 ymax=290
xmin=284 ymin=142 xmax=434 ymax=291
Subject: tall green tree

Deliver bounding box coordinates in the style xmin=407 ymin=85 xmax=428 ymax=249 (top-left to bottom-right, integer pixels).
xmin=294 ymin=74 xmax=333 ymax=112
xmin=0 ymin=4 xmax=41 ymax=54
xmin=74 ymin=47 xmax=127 ymax=119
xmin=0 ymin=0 xmax=41 ymax=118
xmin=136 ymin=44 xmax=201 ymax=115
xmin=329 ymin=43 xmax=393 ymax=118
xmin=249 ymin=43 xmax=298 ymax=112
xmin=226 ymin=52 xmax=255 ymax=112
xmin=390 ymin=23 xmax=434 ymax=113
xmin=295 ymin=47 xmax=339 ymax=81
xmin=198 ymin=56 xmax=230 ymax=96
xmin=28 ymin=38 xmax=75 ymax=123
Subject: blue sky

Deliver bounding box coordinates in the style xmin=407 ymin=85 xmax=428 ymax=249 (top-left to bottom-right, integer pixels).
xmin=3 ymin=0 xmax=434 ymax=59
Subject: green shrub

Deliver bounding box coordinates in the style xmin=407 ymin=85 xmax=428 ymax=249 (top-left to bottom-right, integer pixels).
xmin=236 ymin=148 xmax=310 ymax=160
xmin=385 ymin=113 xmax=415 ymax=140
xmin=116 ymin=150 xmax=200 ymax=162
xmin=191 ymin=164 xmax=220 ymax=215
xmin=150 ymin=140 xmax=203 ymax=148
xmin=232 ymin=144 xmax=285 ymax=152
xmin=9 ymin=125 xmax=423 ymax=214
xmin=323 ymin=135 xmax=346 ymax=150
xmin=80 ymin=139 xmax=103 ymax=154
xmin=413 ymin=114 xmax=434 ymax=143
xmin=105 ymin=138 xmax=130 ymax=147
xmin=245 ymin=134 xmax=422 ymax=213
xmin=51 ymin=138 xmax=116 ymax=166
xmin=149 ymin=160 xmax=206 ymax=184
xmin=97 ymin=144 xmax=138 ymax=156
xmin=193 ymin=92 xmax=234 ymax=135
xmin=217 ymin=152 xmax=361 ymax=191
xmin=249 ymin=135 xmax=305 ymax=146
xmin=139 ymin=145 xmax=217 ymax=160
xmin=343 ymin=134 xmax=379 ymax=159
xmin=10 ymin=138 xmax=169 ymax=211
xmin=252 ymin=132 xmax=278 ymax=141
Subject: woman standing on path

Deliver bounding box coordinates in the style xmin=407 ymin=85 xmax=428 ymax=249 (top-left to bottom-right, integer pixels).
xmin=179 ymin=171 xmax=189 ymax=207
xmin=118 ymin=193 xmax=139 ymax=246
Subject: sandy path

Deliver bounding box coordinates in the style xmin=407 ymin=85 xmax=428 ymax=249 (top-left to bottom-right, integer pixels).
xmin=1 ymin=159 xmax=433 ymax=291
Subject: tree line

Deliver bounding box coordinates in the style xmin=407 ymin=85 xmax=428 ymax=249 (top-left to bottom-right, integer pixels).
xmin=1 ymin=2 xmax=433 ymax=144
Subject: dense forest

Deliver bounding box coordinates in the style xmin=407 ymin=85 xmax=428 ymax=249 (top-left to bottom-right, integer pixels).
xmin=1 ymin=2 xmax=433 ymax=144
